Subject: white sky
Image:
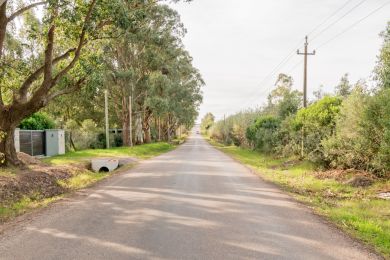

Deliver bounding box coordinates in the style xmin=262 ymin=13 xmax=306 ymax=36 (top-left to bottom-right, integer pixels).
xmin=168 ymin=0 xmax=390 ymax=121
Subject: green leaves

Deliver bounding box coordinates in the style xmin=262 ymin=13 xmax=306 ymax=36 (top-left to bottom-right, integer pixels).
xmin=19 ymin=112 xmax=55 ymax=130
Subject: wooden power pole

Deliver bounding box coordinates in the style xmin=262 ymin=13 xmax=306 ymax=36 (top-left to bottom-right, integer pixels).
xmin=297 ymin=36 xmax=316 ymax=108
xmin=104 ymin=90 xmax=110 ymax=149
xmin=129 ymin=95 xmax=133 ymax=147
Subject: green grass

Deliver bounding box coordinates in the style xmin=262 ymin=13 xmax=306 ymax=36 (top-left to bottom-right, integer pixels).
xmin=43 ymin=142 xmax=175 ymax=165
xmin=0 ymin=196 xmax=61 ymax=223
xmin=208 ymin=138 xmax=390 ymax=258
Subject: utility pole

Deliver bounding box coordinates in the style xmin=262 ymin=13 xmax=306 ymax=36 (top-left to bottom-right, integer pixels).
xmin=104 ymin=90 xmax=110 ymax=149
xmin=129 ymin=95 xmax=133 ymax=147
xmin=158 ymin=117 xmax=161 ymax=141
xmin=297 ymin=36 xmax=316 ymax=108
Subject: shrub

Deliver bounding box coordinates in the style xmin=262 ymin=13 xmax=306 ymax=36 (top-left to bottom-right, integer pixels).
xmin=360 ymin=89 xmax=390 ymax=176
xmin=322 ymin=89 xmax=369 ymax=169
xmin=246 ymin=115 xmax=280 ymax=153
xmin=294 ymin=96 xmax=342 ymax=164
xmin=19 ymin=113 xmax=55 ymax=130
xmin=275 ymin=115 xmax=302 ymax=156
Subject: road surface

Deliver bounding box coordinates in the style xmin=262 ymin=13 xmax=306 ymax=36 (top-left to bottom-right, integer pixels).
xmin=0 ymin=133 xmax=380 ymax=259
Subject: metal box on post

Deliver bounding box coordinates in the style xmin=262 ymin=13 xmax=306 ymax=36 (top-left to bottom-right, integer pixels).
xmin=45 ymin=130 xmax=65 ymax=157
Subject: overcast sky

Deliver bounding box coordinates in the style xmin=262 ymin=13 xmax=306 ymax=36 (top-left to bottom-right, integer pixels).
xmin=168 ymin=0 xmax=390 ymax=121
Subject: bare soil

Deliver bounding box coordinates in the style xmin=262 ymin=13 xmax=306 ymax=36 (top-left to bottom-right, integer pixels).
xmin=0 ymin=153 xmax=84 ymax=213
xmin=315 ymin=169 xmax=378 ymax=187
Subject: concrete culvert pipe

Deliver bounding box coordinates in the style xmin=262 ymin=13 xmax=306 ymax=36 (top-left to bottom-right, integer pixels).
xmin=91 ymin=159 xmax=119 ymax=172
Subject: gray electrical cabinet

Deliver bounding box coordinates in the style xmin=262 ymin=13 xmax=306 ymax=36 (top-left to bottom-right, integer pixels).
xmin=45 ymin=130 xmax=65 ymax=157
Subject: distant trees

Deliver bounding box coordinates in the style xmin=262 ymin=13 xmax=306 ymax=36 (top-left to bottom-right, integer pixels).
xmin=200 ymin=113 xmax=215 ymax=134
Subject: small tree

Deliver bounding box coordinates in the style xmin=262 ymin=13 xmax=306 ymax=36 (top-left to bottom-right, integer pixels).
xmin=335 ymin=73 xmax=352 ymax=98
xmin=200 ymin=113 xmax=215 ymax=134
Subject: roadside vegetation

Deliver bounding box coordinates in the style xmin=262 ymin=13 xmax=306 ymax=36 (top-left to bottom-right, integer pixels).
xmin=202 ymin=21 xmax=390 ymax=258
xmin=0 ymin=0 xmax=202 ymax=167
xmin=0 ymin=142 xmax=176 ymax=224
xmin=44 ymin=142 xmax=175 ymax=165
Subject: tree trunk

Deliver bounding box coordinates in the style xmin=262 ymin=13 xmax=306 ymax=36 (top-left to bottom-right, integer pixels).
xmin=167 ymin=117 xmax=171 ymax=142
xmin=135 ymin=114 xmax=143 ymax=145
xmin=121 ymin=97 xmax=130 ymax=146
xmin=144 ymin=127 xmax=151 ymax=144
xmin=0 ymin=109 xmax=22 ymax=167
xmin=122 ymin=113 xmax=130 ymax=146
xmin=142 ymin=109 xmax=152 ymax=144
xmin=0 ymin=1 xmax=7 ymax=60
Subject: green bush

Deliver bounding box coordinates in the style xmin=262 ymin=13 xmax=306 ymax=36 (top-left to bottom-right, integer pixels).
xmin=275 ymin=115 xmax=302 ymax=156
xmin=294 ymin=96 xmax=342 ymax=164
xmin=246 ymin=115 xmax=280 ymax=153
xmin=360 ymin=89 xmax=390 ymax=176
xmin=19 ymin=113 xmax=56 ymax=130
xmin=322 ymin=89 xmax=369 ymax=170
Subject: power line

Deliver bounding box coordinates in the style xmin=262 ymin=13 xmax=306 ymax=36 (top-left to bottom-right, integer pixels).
xmin=287 ymin=60 xmax=303 ymax=74
xmin=231 ymin=0 xmax=378 ymax=113
xmin=232 ymin=39 xmax=304 ymax=112
xmin=307 ymin=0 xmax=356 ymax=36
xmin=310 ymin=0 xmax=368 ymax=42
xmin=316 ymin=0 xmax=390 ymax=49
xmin=239 ymin=1 xmax=366 ymax=111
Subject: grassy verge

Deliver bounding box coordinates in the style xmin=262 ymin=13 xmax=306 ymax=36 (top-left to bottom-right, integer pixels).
xmin=207 ymin=138 xmax=390 ymax=258
xmin=43 ymin=142 xmax=175 ymax=165
xmin=0 ymin=142 xmax=176 ymax=224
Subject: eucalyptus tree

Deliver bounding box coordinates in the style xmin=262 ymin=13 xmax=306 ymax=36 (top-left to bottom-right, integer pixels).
xmin=103 ymin=4 xmax=203 ymax=144
xmin=0 ymin=0 xmax=155 ymax=166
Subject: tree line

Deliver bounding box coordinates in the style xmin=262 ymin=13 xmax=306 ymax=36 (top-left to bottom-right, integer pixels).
xmin=0 ymin=0 xmax=202 ymax=166
xmin=203 ymin=21 xmax=390 ymax=177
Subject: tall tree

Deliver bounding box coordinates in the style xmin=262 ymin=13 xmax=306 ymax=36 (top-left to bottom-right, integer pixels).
xmin=0 ymin=0 xmax=153 ymax=166
xmin=103 ymin=4 xmax=202 ymax=145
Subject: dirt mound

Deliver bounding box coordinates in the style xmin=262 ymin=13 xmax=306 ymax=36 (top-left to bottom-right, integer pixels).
xmin=315 ymin=169 xmax=377 ymax=187
xmin=345 ymin=175 xmax=375 ymax=187
xmin=0 ymin=168 xmax=72 ymax=207
xmin=17 ymin=152 xmax=46 ymax=166
xmin=0 ymin=156 xmax=85 ymax=210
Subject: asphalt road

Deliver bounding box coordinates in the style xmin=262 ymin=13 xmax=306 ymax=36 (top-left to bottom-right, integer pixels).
xmin=0 ymin=133 xmax=380 ymax=260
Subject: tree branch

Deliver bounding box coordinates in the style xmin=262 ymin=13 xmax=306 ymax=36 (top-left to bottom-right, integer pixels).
xmin=52 ymin=0 xmax=97 ymax=85
xmin=7 ymin=1 xmax=46 ymax=22
xmin=17 ymin=48 xmax=76 ymax=102
xmin=47 ymin=77 xmax=86 ymax=101
xmin=42 ymin=20 xmax=56 ymax=86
